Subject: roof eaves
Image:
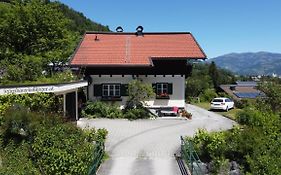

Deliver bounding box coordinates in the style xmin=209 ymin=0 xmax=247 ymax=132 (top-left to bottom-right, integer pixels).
xmin=69 ymin=33 xmax=86 ymax=66
xmin=70 ymin=64 xmax=153 ymax=68
xmin=150 ymin=56 xmax=207 ymax=60
xmin=189 ymin=33 xmax=208 ymax=59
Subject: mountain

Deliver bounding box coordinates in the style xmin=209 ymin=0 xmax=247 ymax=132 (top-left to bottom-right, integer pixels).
xmin=209 ymin=52 xmax=281 ymax=76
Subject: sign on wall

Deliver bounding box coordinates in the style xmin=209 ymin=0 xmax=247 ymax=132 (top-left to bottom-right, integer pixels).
xmin=1 ymin=86 xmax=55 ymax=95
xmin=0 ymin=81 xmax=88 ymax=95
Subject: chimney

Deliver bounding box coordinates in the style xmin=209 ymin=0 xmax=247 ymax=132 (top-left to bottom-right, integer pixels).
xmin=116 ymin=26 xmax=123 ymax=32
xmin=230 ymin=85 xmax=236 ymax=91
xmin=94 ymin=35 xmax=99 ymax=41
xmin=135 ymin=26 xmax=144 ymax=36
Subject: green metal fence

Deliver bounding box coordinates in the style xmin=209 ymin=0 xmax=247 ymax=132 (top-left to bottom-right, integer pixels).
xmin=88 ymin=141 xmax=105 ymax=175
xmin=180 ymin=136 xmax=204 ymax=175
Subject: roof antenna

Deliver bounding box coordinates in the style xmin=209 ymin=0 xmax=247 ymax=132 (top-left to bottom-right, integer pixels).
xmin=116 ymin=26 xmax=123 ymax=32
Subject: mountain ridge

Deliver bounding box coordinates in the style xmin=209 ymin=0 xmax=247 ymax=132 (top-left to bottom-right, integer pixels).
xmin=208 ymin=52 xmax=281 ymax=76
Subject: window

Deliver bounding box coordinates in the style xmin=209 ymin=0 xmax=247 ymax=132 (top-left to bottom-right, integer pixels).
xmin=102 ymin=84 xmax=120 ymax=97
xmin=157 ymin=83 xmax=168 ymax=96
xmin=153 ymin=83 xmax=173 ymax=99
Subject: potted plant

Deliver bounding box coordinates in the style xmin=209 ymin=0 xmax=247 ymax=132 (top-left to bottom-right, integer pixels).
xmin=181 ymin=109 xmax=192 ymax=119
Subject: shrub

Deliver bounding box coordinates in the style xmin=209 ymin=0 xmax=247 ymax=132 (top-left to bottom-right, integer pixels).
xmin=217 ymin=92 xmax=231 ymax=98
xmin=234 ymin=98 xmax=253 ymax=109
xmin=82 ymin=101 xmax=123 ymax=119
xmin=0 ymin=142 xmax=40 ymax=174
xmin=53 ymin=69 xmax=76 ymax=83
xmin=199 ymin=89 xmax=217 ymax=102
xmin=1 ymin=106 xmax=42 ymax=145
xmin=31 ymin=123 xmax=95 ymax=174
xmin=123 ymin=108 xmax=150 ymax=120
xmin=82 ymin=100 xmax=152 ymax=120
xmin=187 ymin=107 xmax=281 ymax=174
xmin=0 ymin=108 xmax=108 ymax=175
xmin=0 ymin=93 xmax=61 ymax=126
xmin=188 ymin=129 xmax=227 ymax=162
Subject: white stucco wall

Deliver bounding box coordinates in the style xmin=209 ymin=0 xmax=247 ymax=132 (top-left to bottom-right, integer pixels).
xmin=89 ymin=75 xmax=185 ymax=108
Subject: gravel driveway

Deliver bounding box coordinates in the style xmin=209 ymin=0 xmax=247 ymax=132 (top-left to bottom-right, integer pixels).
xmin=77 ymin=104 xmax=236 ymax=175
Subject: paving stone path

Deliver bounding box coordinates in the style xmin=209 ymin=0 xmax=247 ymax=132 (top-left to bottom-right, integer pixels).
xmin=77 ymin=104 xmax=236 ymax=175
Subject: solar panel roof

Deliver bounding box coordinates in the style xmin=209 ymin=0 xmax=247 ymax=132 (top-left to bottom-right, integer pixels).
xmin=234 ymin=92 xmax=265 ymax=98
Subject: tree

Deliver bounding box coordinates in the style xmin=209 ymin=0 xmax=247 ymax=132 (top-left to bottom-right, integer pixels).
xmin=208 ymin=61 xmax=219 ymax=88
xmin=186 ymin=75 xmax=213 ymax=97
xmin=0 ymin=0 xmax=78 ymax=80
xmin=0 ymin=0 xmax=75 ymax=56
xmin=126 ymin=79 xmax=155 ymax=109
xmin=257 ymin=81 xmax=281 ymax=114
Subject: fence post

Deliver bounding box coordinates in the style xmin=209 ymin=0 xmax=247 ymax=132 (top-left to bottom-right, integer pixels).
xmin=88 ymin=141 xmax=105 ymax=175
xmin=189 ymin=140 xmax=193 ymax=174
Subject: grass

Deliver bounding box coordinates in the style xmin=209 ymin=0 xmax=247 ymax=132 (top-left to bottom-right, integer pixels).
xmin=191 ymin=102 xmax=243 ymax=120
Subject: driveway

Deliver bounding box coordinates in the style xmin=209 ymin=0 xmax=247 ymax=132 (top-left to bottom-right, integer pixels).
xmin=77 ymin=104 xmax=236 ymax=175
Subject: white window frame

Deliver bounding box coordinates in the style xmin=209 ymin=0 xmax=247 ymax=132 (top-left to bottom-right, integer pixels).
xmin=156 ymin=83 xmax=168 ymax=95
xmin=102 ymin=84 xmax=120 ymax=97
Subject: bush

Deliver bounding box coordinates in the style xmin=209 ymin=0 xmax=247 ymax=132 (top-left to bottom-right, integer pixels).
xmin=123 ymin=108 xmax=150 ymax=120
xmin=52 ymin=69 xmax=76 ymax=83
xmin=199 ymin=89 xmax=217 ymax=102
xmin=82 ymin=101 xmax=152 ymax=120
xmin=234 ymin=98 xmax=253 ymax=109
xmin=0 ymin=142 xmax=40 ymax=174
xmin=0 ymin=93 xmax=61 ymax=125
xmin=0 ymin=108 xmax=108 ymax=175
xmin=187 ymin=107 xmax=281 ymax=174
xmin=217 ymin=92 xmax=231 ymax=98
xmin=188 ymin=129 xmax=227 ymax=162
xmin=32 ymin=123 xmax=94 ymax=174
xmin=82 ymin=101 xmax=123 ymax=119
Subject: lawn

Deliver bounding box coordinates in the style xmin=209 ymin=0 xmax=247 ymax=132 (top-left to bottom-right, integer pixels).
xmin=192 ymin=102 xmax=243 ymax=120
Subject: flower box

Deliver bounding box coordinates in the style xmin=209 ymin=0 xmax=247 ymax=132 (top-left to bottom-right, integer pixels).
xmin=156 ymin=93 xmax=170 ymax=99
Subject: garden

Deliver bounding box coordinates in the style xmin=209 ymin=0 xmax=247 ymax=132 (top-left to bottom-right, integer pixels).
xmin=82 ymin=79 xmax=156 ymax=120
xmin=184 ymin=80 xmax=281 ymax=174
xmin=0 ymin=93 xmax=108 ymax=175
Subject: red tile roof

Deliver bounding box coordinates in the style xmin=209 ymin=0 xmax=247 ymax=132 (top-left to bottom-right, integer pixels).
xmin=70 ymin=32 xmax=207 ymax=66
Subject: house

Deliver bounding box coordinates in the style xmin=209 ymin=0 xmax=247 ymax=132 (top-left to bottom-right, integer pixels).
xmin=70 ymin=27 xmax=207 ymax=110
xmin=220 ymin=81 xmax=265 ymax=99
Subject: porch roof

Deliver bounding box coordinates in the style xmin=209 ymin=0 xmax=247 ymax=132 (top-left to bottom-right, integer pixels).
xmin=0 ymin=81 xmax=88 ymax=95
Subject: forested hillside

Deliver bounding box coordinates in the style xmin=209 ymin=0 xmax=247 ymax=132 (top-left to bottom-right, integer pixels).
xmin=53 ymin=1 xmax=110 ymax=34
xmin=0 ymin=0 xmax=109 ymax=85
xmin=1 ymin=0 xmax=110 ymax=34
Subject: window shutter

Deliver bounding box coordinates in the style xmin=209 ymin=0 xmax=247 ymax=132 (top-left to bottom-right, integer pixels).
xmin=121 ymin=84 xmax=129 ymax=96
xmin=168 ymin=83 xmax=173 ymax=94
xmin=152 ymin=83 xmax=157 ymax=93
xmin=93 ymin=84 xmax=102 ymax=96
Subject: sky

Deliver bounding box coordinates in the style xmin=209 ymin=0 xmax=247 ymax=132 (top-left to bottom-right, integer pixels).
xmin=58 ymin=0 xmax=281 ymax=58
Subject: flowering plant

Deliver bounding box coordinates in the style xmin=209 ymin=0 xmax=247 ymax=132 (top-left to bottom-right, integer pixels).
xmin=159 ymin=93 xmax=168 ymax=97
